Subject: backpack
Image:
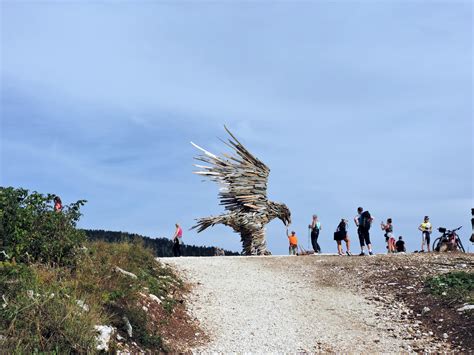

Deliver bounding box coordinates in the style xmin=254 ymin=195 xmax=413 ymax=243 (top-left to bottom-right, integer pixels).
xmin=360 ymin=211 xmax=372 ymax=231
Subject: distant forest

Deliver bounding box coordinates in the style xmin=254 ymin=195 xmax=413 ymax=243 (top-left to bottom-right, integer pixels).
xmin=83 ymin=229 xmax=240 ymax=257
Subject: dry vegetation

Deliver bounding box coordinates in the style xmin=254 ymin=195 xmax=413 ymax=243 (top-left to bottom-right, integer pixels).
xmin=0 ymin=241 xmax=203 ymax=353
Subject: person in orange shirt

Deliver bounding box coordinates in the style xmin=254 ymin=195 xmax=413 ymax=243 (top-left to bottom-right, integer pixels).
xmin=287 ymin=228 xmax=298 ymax=255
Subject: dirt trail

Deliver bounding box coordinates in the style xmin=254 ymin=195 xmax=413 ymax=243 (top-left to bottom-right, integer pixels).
xmin=162 ymin=255 xmax=452 ymax=353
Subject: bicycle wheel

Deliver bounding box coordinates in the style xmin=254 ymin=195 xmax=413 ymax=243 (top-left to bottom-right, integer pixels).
xmin=457 ymin=238 xmax=466 ymax=253
xmin=432 ymin=237 xmax=442 ymax=252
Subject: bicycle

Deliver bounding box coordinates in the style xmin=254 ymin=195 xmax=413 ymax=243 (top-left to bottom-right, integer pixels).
xmin=432 ymin=226 xmax=465 ymax=253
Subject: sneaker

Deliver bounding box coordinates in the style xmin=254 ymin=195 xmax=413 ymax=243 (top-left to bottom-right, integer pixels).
xmin=346 ymin=251 xmax=353 ymax=256
xmin=359 ymin=252 xmax=365 ymax=256
xmin=369 ymin=251 xmax=374 ymax=256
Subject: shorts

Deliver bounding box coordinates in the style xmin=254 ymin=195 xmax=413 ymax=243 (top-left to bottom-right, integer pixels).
xmin=422 ymin=231 xmax=431 ymax=244
xmin=334 ymin=230 xmax=346 ymax=241
xmin=385 ymin=232 xmax=393 ymax=242
xmin=358 ymin=228 xmax=371 ymax=247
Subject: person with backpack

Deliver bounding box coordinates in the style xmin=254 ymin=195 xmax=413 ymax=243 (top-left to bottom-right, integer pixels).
xmin=354 ymin=207 xmax=374 ymax=256
xmin=418 ymin=216 xmax=432 ymax=252
xmin=172 ymin=223 xmax=183 ymax=257
xmin=308 ymin=214 xmax=322 ymax=253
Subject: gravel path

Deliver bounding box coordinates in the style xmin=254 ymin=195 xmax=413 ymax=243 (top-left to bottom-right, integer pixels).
xmin=161 ymin=255 xmax=443 ymax=353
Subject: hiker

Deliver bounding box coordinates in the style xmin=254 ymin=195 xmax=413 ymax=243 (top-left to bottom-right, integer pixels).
xmin=395 ymin=236 xmax=406 ymax=253
xmin=470 ymin=208 xmax=474 ymax=243
xmin=172 ymin=223 xmax=183 ymax=257
xmin=287 ymin=228 xmax=298 ymax=255
xmin=418 ymin=216 xmax=432 ymax=252
xmin=381 ymin=218 xmax=395 ymax=253
xmin=308 ymin=214 xmax=322 ymax=253
xmin=354 ymin=207 xmax=374 ymax=255
xmin=334 ymin=219 xmax=352 ymax=256
xmin=54 ymin=196 xmax=62 ymax=212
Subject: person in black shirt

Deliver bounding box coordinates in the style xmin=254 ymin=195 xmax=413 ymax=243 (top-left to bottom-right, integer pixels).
xmin=395 ymin=236 xmax=406 ymax=253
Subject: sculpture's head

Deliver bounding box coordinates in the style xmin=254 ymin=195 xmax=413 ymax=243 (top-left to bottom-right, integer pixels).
xmin=269 ymin=201 xmax=291 ymax=226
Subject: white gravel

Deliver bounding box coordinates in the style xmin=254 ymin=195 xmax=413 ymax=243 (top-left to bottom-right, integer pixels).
xmin=161 ymin=255 xmax=441 ymax=353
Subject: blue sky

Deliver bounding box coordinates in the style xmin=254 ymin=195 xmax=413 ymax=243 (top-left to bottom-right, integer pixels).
xmin=1 ymin=1 xmax=472 ymax=254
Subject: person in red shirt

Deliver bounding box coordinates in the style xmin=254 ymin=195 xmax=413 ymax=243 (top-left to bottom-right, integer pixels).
xmin=287 ymin=228 xmax=298 ymax=255
xmin=172 ymin=223 xmax=183 ymax=257
xmin=54 ymin=196 xmax=62 ymax=212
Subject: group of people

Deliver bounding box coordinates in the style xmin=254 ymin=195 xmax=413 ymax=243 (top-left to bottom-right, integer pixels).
xmin=286 ymin=207 xmax=439 ymax=256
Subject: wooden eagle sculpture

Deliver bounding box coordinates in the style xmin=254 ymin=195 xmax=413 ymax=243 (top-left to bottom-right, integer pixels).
xmin=191 ymin=126 xmax=291 ymax=255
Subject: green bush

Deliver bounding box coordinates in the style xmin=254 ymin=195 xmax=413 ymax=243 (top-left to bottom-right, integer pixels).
xmin=0 ymin=187 xmax=86 ymax=266
xmin=425 ymin=271 xmax=474 ymax=303
xmin=0 ymin=186 xmax=184 ymax=353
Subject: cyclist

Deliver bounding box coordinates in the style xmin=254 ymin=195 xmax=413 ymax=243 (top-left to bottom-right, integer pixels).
xmin=418 ymin=216 xmax=432 ymax=252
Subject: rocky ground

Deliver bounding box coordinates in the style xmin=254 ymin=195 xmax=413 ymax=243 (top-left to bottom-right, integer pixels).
xmin=162 ymin=252 xmax=473 ymax=353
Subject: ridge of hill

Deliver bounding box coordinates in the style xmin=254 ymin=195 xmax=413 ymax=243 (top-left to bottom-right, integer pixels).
xmin=83 ymin=229 xmax=239 ymax=257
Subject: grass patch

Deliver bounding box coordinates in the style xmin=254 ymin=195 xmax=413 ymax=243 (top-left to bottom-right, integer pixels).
xmin=425 ymin=271 xmax=474 ymax=303
xmin=0 ymin=241 xmax=182 ymax=353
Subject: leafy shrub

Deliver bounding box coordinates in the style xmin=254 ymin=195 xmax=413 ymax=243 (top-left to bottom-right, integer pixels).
xmin=0 ymin=187 xmax=86 ymax=265
xmin=425 ymin=271 xmax=474 ymax=303
xmin=0 ymin=186 xmax=185 ymax=353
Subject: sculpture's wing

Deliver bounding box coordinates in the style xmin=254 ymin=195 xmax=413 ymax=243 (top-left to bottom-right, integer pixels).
xmin=191 ymin=126 xmax=270 ymax=212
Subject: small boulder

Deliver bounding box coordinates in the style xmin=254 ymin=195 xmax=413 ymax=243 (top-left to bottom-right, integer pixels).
xmin=94 ymin=325 xmax=115 ymax=351
xmin=456 ymin=304 xmax=474 ymax=312
xmin=113 ymin=266 xmax=138 ymax=279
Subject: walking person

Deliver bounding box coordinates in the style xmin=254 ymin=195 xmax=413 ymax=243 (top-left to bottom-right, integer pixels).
xmin=354 ymin=207 xmax=374 ymax=255
xmin=334 ymin=219 xmax=352 ymax=256
xmin=287 ymin=228 xmax=298 ymax=255
xmin=308 ymin=214 xmax=322 ymax=253
xmin=418 ymin=216 xmax=432 ymax=252
xmin=381 ymin=218 xmax=395 ymax=253
xmin=172 ymin=223 xmax=183 ymax=257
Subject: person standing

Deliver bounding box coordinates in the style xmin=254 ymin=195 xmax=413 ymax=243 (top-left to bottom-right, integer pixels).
xmin=308 ymin=215 xmax=322 ymax=253
xmin=54 ymin=196 xmax=62 ymax=212
xmin=381 ymin=218 xmax=395 ymax=253
xmin=418 ymin=216 xmax=432 ymax=252
xmin=334 ymin=219 xmax=352 ymax=256
xmin=287 ymin=228 xmax=298 ymax=255
xmin=470 ymin=208 xmax=474 ymax=243
xmin=172 ymin=223 xmax=183 ymax=257
xmin=354 ymin=207 xmax=374 ymax=256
